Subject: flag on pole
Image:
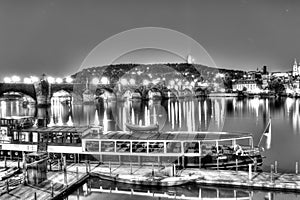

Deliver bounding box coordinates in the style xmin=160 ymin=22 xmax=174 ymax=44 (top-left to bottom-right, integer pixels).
xmin=264 ymin=120 xmax=272 ymax=149
xmin=258 ymin=119 xmax=272 ymax=149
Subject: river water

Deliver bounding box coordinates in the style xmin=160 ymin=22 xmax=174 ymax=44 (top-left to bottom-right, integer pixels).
xmin=1 ymin=97 xmax=300 ymax=199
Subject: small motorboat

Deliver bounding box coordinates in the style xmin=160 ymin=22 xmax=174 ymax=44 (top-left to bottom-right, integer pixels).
xmin=125 ymin=123 xmax=159 ymax=132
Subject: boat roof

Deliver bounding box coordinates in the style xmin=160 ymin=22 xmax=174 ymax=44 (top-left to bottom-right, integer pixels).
xmin=83 ymin=131 xmax=252 ymax=141
xmin=19 ymin=126 xmax=91 ymax=133
xmin=1 ymin=116 xmax=34 ymax=120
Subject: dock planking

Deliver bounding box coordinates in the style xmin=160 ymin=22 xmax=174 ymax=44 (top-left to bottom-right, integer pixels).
xmin=1 ymin=161 xmax=300 ymax=199
xmin=0 ymin=163 xmax=90 ymax=200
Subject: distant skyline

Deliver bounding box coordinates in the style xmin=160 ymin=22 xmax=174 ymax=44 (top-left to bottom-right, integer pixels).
xmin=1 ymin=0 xmax=300 ymax=80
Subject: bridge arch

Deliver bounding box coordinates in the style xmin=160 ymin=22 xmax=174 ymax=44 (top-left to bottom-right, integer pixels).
xmin=95 ymin=86 xmax=116 ymax=100
xmin=0 ymin=83 xmax=36 ymax=101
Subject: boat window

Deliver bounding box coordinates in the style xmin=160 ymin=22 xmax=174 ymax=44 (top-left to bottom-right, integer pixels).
xmin=21 ymin=132 xmax=30 ymax=142
xmin=236 ymin=138 xmax=251 ymax=147
xmin=32 ymin=132 xmax=38 ymax=143
xmin=101 ymin=141 xmax=115 ymax=152
xmin=132 ymin=142 xmax=147 ymax=153
xmin=13 ymin=131 xmax=18 ymax=141
xmin=116 ymin=141 xmax=131 ymax=153
xmin=184 ymin=142 xmax=199 ymax=153
xmin=166 ymin=142 xmax=181 ymax=153
xmin=85 ymin=141 xmax=100 ymax=152
xmin=149 ymin=142 xmax=164 ymax=153
xmin=201 ymin=141 xmax=216 ymax=155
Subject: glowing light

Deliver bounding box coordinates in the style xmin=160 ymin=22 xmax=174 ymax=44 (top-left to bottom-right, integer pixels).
xmin=56 ymin=78 xmax=63 ymax=84
xmin=143 ymin=79 xmax=149 ymax=86
xmin=47 ymin=76 xmax=55 ymax=84
xmin=67 ymin=115 xmax=73 ymax=126
xmin=94 ymin=109 xmax=100 ymax=126
xmin=92 ymin=77 xmax=99 ymax=85
xmin=30 ymin=76 xmax=39 ymax=83
xmin=3 ymin=77 xmax=12 ymax=83
xmin=120 ymin=78 xmax=128 ymax=85
xmin=169 ymin=80 xmax=175 ymax=86
xmin=23 ymin=77 xmax=32 ymax=84
xmin=100 ymin=76 xmax=109 ymax=84
xmin=65 ymin=76 xmax=73 ymax=83
xmin=129 ymin=78 xmax=135 ymax=85
xmin=11 ymin=75 xmax=20 ymax=83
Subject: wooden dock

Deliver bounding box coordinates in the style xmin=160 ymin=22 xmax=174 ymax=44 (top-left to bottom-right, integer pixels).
xmin=1 ymin=161 xmax=300 ymax=200
xmin=0 ymin=163 xmax=90 ymax=200
xmin=90 ymin=163 xmax=300 ymax=193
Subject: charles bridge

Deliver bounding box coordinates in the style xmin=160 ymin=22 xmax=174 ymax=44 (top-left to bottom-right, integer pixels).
xmin=0 ymin=79 xmax=206 ymax=106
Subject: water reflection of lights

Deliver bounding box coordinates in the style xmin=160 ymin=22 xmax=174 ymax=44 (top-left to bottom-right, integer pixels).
xmin=285 ymin=97 xmax=294 ymax=115
xmin=103 ymin=110 xmax=108 ymax=133
xmin=1 ymin=101 xmax=6 ymax=117
xmin=94 ymin=109 xmax=100 ymax=126
xmin=292 ymin=99 xmax=300 ymax=133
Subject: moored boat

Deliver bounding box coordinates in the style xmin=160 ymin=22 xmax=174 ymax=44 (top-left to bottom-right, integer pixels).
xmin=0 ymin=117 xmax=263 ymax=171
xmin=125 ymin=123 xmax=159 ymax=132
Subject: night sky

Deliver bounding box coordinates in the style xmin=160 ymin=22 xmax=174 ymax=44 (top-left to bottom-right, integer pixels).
xmin=1 ymin=0 xmax=300 ymax=80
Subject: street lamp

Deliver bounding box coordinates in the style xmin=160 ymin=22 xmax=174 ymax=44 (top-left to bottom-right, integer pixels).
xmin=56 ymin=78 xmax=63 ymax=84
xmin=143 ymin=79 xmax=149 ymax=86
xmin=3 ymin=77 xmax=11 ymax=83
xmin=92 ymin=77 xmax=99 ymax=85
xmin=24 ymin=77 xmax=32 ymax=84
xmin=129 ymin=78 xmax=135 ymax=85
xmin=47 ymin=76 xmax=55 ymax=84
xmin=11 ymin=75 xmax=20 ymax=83
xmin=100 ymin=76 xmax=109 ymax=84
xmin=65 ymin=76 xmax=73 ymax=83
xmin=30 ymin=76 xmax=39 ymax=83
xmin=120 ymin=78 xmax=128 ymax=86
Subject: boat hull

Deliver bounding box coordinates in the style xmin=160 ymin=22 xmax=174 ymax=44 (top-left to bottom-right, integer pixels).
xmin=125 ymin=123 xmax=159 ymax=132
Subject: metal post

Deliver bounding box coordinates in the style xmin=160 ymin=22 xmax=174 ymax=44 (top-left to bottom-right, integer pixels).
xmin=173 ymin=164 xmax=176 ymax=176
xmin=34 ymin=192 xmax=37 ymax=200
xmin=254 ymin=157 xmax=257 ymax=172
xmin=17 ymin=157 xmax=20 ymax=169
xmin=270 ymin=164 xmax=274 ymax=183
xmin=296 ymin=162 xmax=299 ymax=175
xmin=130 ymin=162 xmax=132 ymax=175
xmin=109 ymin=161 xmax=111 ymax=176
xmin=4 ymin=156 xmax=7 ymax=168
xmin=248 ymin=164 xmax=252 ymax=181
xmin=85 ymin=160 xmax=88 ymax=173
xmin=6 ymin=179 xmax=9 ymax=193
xmin=152 ymin=163 xmax=154 ymax=177
xmin=275 ymin=161 xmax=278 ymax=173
xmin=51 ymin=181 xmax=54 ymax=197
xmin=199 ymin=188 xmax=202 ymax=199
xmin=235 ymin=158 xmax=238 ymax=172
xmin=58 ymin=159 xmax=61 ymax=171
xmin=64 ymin=167 xmax=67 ymax=186
xmin=76 ymin=167 xmax=79 ymax=180
xmin=217 ymin=158 xmax=219 ymax=170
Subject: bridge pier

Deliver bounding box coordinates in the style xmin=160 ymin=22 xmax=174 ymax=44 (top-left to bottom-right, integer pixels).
xmin=36 ymin=95 xmax=51 ymax=107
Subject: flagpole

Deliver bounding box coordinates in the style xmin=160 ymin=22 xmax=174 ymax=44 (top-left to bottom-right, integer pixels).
xmin=258 ymin=118 xmax=271 ymax=147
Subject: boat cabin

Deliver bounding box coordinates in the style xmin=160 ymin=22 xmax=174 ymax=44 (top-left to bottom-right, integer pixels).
xmin=0 ymin=116 xmax=35 ymax=143
xmin=82 ymin=131 xmax=255 ymax=167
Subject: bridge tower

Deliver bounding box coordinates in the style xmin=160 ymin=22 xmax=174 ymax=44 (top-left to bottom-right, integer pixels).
xmin=33 ymin=74 xmax=51 ymax=107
